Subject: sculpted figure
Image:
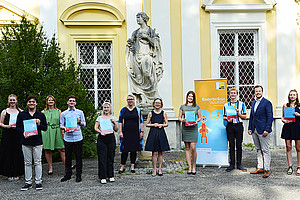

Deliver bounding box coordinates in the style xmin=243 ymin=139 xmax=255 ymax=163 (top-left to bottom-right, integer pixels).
xmin=125 ymin=12 xmax=163 ymax=106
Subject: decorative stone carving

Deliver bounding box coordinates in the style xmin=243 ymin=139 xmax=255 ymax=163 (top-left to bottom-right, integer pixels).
xmin=125 ymin=12 xmax=163 ymax=107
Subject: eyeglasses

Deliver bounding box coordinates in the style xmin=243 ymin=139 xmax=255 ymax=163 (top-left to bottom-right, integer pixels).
xmin=155 ymin=97 xmax=161 ymax=100
xmin=127 ymin=99 xmax=134 ymax=101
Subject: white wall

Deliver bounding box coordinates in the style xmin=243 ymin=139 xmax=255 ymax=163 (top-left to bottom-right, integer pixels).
xmin=181 ymin=0 xmax=201 ymax=101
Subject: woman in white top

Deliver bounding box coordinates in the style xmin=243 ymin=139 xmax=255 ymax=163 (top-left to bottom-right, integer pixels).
xmin=94 ymin=102 xmax=118 ymax=184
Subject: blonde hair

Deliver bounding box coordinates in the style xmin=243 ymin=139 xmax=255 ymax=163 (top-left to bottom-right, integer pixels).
xmin=45 ymin=95 xmax=57 ymax=110
xmin=127 ymin=94 xmax=136 ymax=106
xmin=101 ymin=101 xmax=112 ymax=115
xmin=7 ymin=94 xmax=20 ymax=111
xmin=228 ymin=88 xmax=239 ymax=94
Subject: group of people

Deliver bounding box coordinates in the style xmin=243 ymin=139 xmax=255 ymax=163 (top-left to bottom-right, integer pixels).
xmin=0 ymin=95 xmax=86 ymax=190
xmin=0 ymin=85 xmax=299 ymax=191
xmin=224 ymin=85 xmax=300 ymax=178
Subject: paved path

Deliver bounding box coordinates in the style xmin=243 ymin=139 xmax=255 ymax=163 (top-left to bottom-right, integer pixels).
xmin=0 ymin=148 xmax=300 ymax=200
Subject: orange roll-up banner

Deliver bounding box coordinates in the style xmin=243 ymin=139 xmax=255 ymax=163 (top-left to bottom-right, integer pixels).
xmin=195 ymin=79 xmax=229 ymax=166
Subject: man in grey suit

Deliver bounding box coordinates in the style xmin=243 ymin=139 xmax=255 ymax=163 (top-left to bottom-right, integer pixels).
xmin=248 ymin=85 xmax=273 ymax=178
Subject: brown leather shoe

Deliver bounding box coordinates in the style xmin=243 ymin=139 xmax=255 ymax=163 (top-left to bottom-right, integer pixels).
xmin=250 ymin=168 xmax=264 ymax=174
xmin=263 ymin=170 xmax=270 ymax=178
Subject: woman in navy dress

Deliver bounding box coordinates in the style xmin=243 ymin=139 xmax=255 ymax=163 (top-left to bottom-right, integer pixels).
xmin=118 ymin=94 xmax=144 ymax=173
xmin=281 ymin=89 xmax=300 ymax=175
xmin=145 ymin=97 xmax=170 ymax=176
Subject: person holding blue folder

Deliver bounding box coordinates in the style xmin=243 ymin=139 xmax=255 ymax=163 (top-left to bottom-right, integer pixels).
xmin=16 ymin=95 xmax=47 ymax=191
xmin=60 ymin=95 xmax=86 ymax=183
xmin=178 ymin=91 xmax=201 ymax=175
xmin=223 ymin=88 xmax=247 ymax=172
xmin=0 ymin=94 xmax=24 ymax=181
xmin=94 ymin=102 xmax=118 ymax=184
xmin=281 ymin=89 xmax=300 ymax=175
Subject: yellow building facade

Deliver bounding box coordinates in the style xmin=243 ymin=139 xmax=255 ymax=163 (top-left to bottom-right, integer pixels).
xmin=1 ymin=0 xmax=300 ymax=123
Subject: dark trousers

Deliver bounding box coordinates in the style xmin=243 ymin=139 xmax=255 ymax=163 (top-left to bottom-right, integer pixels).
xmin=97 ymin=134 xmax=116 ymax=179
xmin=121 ymin=152 xmax=137 ymax=165
xmin=226 ymin=123 xmax=243 ymax=166
xmin=64 ymin=140 xmax=82 ymax=177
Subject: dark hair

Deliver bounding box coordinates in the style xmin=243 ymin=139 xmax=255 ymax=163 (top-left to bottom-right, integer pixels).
xmin=67 ymin=95 xmax=76 ymax=101
xmin=254 ymin=85 xmax=263 ymax=92
xmin=152 ymin=97 xmax=163 ymax=108
xmin=288 ymin=89 xmax=300 ymax=106
xmin=185 ymin=91 xmax=196 ymax=107
xmin=26 ymin=95 xmax=38 ymax=103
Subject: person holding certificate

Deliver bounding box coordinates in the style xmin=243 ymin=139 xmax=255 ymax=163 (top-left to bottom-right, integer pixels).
xmin=60 ymin=95 xmax=86 ymax=183
xmin=118 ymin=94 xmax=144 ymax=173
xmin=16 ymin=95 xmax=47 ymax=190
xmin=145 ymin=97 xmax=170 ymax=176
xmin=178 ymin=91 xmax=201 ymax=175
xmin=94 ymin=102 xmax=118 ymax=184
xmin=0 ymin=94 xmax=24 ymax=181
xmin=223 ymin=88 xmax=247 ymax=172
xmin=281 ymin=89 xmax=300 ymax=175
xmin=41 ymin=95 xmax=65 ymax=175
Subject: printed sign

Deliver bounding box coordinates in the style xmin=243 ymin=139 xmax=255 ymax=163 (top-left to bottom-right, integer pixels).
xmin=185 ymin=111 xmax=197 ymax=126
xmin=24 ymin=119 xmax=38 ymax=137
xmin=66 ymin=117 xmax=77 ymax=132
xmin=284 ymin=107 xmax=295 ymax=122
xmin=195 ymin=79 xmax=228 ymax=166
xmin=9 ymin=113 xmax=18 ymax=127
xmin=226 ymin=106 xmax=237 ymax=120
xmin=100 ymin=119 xmax=114 ymax=134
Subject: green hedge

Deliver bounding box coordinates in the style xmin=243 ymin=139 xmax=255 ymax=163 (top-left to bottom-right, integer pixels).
xmin=0 ymin=16 xmax=98 ymax=159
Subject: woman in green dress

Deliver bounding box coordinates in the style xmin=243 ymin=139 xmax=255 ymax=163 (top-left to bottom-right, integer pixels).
xmin=42 ymin=95 xmax=65 ymax=174
xmin=178 ymin=91 xmax=201 ymax=175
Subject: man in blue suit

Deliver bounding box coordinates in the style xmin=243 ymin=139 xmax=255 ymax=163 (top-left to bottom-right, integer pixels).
xmin=248 ymin=85 xmax=273 ymax=178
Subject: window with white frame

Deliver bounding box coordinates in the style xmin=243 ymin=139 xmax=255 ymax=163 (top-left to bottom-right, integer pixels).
xmin=77 ymin=41 xmax=113 ymax=109
xmin=218 ymin=30 xmax=258 ymax=109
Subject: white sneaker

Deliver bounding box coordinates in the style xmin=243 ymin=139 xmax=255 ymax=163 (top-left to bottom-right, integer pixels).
xmin=109 ymin=177 xmax=115 ymax=182
xmin=100 ymin=179 xmax=107 ymax=184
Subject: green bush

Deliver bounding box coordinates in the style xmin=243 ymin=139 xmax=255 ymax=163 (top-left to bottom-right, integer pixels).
xmin=0 ymin=16 xmax=98 ymax=159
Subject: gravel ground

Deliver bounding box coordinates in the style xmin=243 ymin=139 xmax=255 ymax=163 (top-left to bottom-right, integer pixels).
xmin=0 ymin=148 xmax=300 ymax=200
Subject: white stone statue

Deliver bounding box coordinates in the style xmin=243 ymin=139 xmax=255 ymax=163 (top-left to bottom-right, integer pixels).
xmin=125 ymin=12 xmax=163 ymax=106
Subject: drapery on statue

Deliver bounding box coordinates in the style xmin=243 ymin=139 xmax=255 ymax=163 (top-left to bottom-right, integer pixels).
xmin=125 ymin=12 xmax=163 ymax=106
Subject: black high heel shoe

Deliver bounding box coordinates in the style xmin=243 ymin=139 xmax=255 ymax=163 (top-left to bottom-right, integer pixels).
xmin=287 ymin=166 xmax=293 ymax=175
xmin=118 ymin=169 xmax=125 ymax=174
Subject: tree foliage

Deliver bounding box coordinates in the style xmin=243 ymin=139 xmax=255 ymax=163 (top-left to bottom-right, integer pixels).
xmin=0 ymin=16 xmax=98 ymax=159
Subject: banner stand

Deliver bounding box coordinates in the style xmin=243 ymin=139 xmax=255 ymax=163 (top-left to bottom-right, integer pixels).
xmin=195 ymin=79 xmax=229 ymax=167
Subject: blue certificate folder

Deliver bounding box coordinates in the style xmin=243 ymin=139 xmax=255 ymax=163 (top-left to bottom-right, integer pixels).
xmin=226 ymin=106 xmax=237 ymax=120
xmin=185 ymin=111 xmax=196 ymax=122
xmin=66 ymin=117 xmax=77 ymax=132
xmin=9 ymin=113 xmax=18 ymax=127
xmin=185 ymin=111 xmax=197 ymax=126
xmin=100 ymin=119 xmax=113 ymax=134
xmin=23 ymin=119 xmax=38 ymax=137
xmin=284 ymin=107 xmax=295 ymax=122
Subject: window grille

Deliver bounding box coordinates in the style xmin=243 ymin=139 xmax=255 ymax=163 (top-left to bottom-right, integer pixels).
xmin=218 ymin=30 xmax=258 ymax=109
xmin=77 ymin=41 xmax=113 ymax=109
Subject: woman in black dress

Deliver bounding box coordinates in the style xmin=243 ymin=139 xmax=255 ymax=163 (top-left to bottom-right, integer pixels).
xmin=281 ymin=89 xmax=300 ymax=175
xmin=118 ymin=94 xmax=144 ymax=173
xmin=0 ymin=94 xmax=24 ymax=180
xmin=145 ymin=98 xmax=170 ymax=176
